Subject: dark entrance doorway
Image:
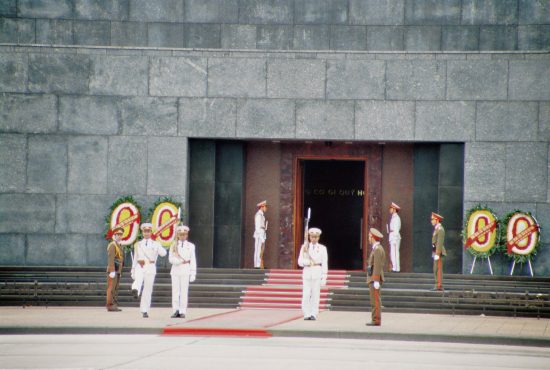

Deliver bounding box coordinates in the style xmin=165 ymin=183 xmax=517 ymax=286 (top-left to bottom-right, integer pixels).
xmin=300 ymin=160 xmax=366 ymax=270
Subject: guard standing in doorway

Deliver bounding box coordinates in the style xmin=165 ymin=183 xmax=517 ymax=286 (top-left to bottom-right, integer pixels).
xmin=431 ymin=212 xmax=446 ymax=291
xmin=106 ymin=227 xmax=124 ymax=312
xmin=388 ymin=202 xmax=402 ymax=272
xmin=298 ymin=227 xmax=328 ymax=321
xmin=253 ymin=200 xmax=268 ymax=268
xmin=366 ymin=228 xmax=385 ymax=326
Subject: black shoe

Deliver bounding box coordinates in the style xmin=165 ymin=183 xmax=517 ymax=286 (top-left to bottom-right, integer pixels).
xmin=179 ymin=313 xmax=185 ymax=318
xmin=304 ymin=317 xmax=311 ymax=320
xmin=142 ymin=312 xmax=148 ymax=318
xmin=132 ymin=289 xmax=139 ymax=299
xmin=171 ymin=311 xmax=179 ymax=318
xmin=309 ymin=316 xmax=316 ymax=321
xmin=366 ymin=322 xmax=380 ymax=326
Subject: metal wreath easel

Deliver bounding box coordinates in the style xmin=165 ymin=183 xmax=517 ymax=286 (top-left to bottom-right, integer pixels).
xmin=469 ymin=255 xmax=494 ymax=275
xmin=510 ymin=257 xmax=535 ymax=277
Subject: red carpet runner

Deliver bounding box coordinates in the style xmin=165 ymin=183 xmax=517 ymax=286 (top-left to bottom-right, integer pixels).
xmin=163 ymin=308 xmax=302 ymax=337
xmin=239 ymin=269 xmax=349 ymax=310
xmin=163 ymin=269 xmax=349 ymax=336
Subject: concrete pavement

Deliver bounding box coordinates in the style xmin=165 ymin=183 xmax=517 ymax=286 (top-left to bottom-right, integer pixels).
xmin=0 ymin=306 xmax=549 ymax=347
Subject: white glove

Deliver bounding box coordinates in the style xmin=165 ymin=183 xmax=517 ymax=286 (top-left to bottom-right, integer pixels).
xmin=373 ymin=281 xmax=380 ymax=290
xmin=190 ymin=275 xmax=196 ymax=283
xmin=434 ymin=254 xmax=440 ymax=261
xmin=130 ymin=268 xmax=135 ymax=280
xmin=109 ymin=271 xmax=116 ymax=278
xmin=321 ymin=279 xmax=327 ymax=286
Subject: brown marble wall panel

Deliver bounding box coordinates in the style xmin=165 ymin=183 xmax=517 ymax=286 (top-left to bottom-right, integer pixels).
xmin=243 ymin=142 xmax=281 ymax=269
xmin=381 ymin=144 xmax=414 ymax=272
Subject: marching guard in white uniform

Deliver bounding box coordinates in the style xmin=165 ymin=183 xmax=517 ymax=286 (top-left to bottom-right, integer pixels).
xmin=253 ymin=200 xmax=268 ymax=268
xmin=169 ymin=225 xmax=197 ymax=318
xmin=298 ymin=227 xmax=328 ymax=320
xmin=132 ymin=223 xmax=167 ymax=318
xmin=388 ymin=202 xmax=402 ymax=272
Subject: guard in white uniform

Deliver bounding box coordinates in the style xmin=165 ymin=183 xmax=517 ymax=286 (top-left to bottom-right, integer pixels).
xmin=253 ymin=200 xmax=268 ymax=268
xmin=130 ymin=223 xmax=150 ymax=299
xmin=388 ymin=202 xmax=402 ymax=272
xmin=298 ymin=227 xmax=328 ymax=320
xmin=132 ymin=223 xmax=167 ymax=318
xmin=169 ymin=225 xmax=197 ymax=319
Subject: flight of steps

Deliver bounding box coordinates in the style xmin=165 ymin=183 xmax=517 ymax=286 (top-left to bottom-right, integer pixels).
xmin=0 ymin=266 xmax=265 ymax=309
xmin=1 ymin=267 xmax=548 ymax=318
xmin=239 ymin=269 xmax=349 ymax=309
xmin=330 ymin=271 xmax=550 ymax=318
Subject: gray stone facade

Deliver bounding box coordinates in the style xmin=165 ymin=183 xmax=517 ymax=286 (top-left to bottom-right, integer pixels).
xmin=0 ymin=44 xmax=549 ymax=275
xmin=1 ymin=0 xmax=549 ymax=51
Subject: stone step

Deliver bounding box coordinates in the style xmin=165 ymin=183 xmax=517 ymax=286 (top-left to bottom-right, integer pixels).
xmin=1 ymin=267 xmax=548 ymax=317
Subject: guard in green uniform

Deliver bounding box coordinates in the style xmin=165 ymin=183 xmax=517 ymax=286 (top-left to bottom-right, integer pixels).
xmin=106 ymin=227 xmax=124 ymax=312
xmin=431 ymin=212 xmax=446 ymax=291
xmin=366 ymin=228 xmax=385 ymax=326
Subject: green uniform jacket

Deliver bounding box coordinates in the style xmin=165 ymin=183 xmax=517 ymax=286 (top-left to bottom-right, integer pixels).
xmin=432 ymin=225 xmax=447 ymax=257
xmin=367 ymin=243 xmax=386 ymax=284
xmin=106 ymin=241 xmax=123 ymax=273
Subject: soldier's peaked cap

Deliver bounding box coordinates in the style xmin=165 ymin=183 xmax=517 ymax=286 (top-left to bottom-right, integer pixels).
xmin=257 ymin=200 xmax=267 ymax=207
xmin=431 ymin=212 xmax=444 ymax=221
xmin=112 ymin=227 xmax=124 ymax=234
xmin=390 ymin=202 xmax=401 ymax=210
xmin=308 ymin=227 xmax=322 ymax=236
xmin=140 ymin=223 xmax=153 ymax=230
xmin=176 ymin=225 xmax=190 ymax=232
xmin=369 ymin=228 xmax=383 ymax=240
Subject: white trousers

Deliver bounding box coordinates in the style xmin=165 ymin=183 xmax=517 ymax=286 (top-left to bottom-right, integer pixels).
xmin=131 ymin=266 xmax=144 ymax=295
xmin=171 ymin=274 xmax=190 ymax=314
xmin=302 ymin=266 xmax=322 ymax=318
xmin=140 ymin=271 xmax=156 ymax=313
xmin=390 ymin=238 xmax=401 ymax=272
xmin=253 ymin=237 xmax=264 ymax=268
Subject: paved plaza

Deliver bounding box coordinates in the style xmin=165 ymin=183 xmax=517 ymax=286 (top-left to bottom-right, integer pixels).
xmin=1 ymin=306 xmax=549 ymax=347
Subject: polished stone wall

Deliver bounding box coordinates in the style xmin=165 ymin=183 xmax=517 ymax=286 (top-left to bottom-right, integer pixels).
xmin=0 ymin=43 xmax=549 ymax=275
xmin=1 ymin=0 xmax=549 ymax=51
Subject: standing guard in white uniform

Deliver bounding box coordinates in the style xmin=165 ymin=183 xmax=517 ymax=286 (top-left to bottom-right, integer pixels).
xmin=298 ymin=227 xmax=328 ymax=321
xmin=253 ymin=200 xmax=268 ymax=268
xmin=388 ymin=202 xmax=402 ymax=272
xmin=132 ymin=223 xmax=167 ymax=318
xmin=169 ymin=225 xmax=197 ymax=319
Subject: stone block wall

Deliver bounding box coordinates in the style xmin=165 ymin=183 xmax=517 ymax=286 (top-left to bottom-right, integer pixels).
xmin=0 ymin=44 xmax=549 ymax=274
xmin=1 ymin=0 xmax=549 ymax=51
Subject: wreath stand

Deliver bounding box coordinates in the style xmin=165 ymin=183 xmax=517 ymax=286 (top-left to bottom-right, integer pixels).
xmin=470 ymin=255 xmax=494 ymax=275
xmin=510 ymin=258 xmax=534 ymax=277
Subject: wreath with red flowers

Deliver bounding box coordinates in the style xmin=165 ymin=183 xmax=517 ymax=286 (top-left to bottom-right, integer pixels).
xmin=499 ymin=210 xmax=541 ymax=264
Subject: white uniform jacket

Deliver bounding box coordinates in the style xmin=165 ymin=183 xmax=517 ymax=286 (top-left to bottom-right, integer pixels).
xmin=133 ymin=238 xmax=166 ymax=274
xmin=253 ymin=209 xmax=266 ymax=241
xmin=389 ymin=213 xmax=402 ymax=242
xmin=298 ymin=243 xmax=328 ymax=282
xmin=169 ymin=240 xmax=197 ymax=279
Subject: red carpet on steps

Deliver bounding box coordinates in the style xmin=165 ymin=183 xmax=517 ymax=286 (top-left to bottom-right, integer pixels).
xmin=240 ymin=269 xmax=349 ymax=310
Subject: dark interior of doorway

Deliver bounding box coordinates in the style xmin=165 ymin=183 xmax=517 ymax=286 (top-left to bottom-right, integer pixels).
xmin=302 ymin=160 xmax=365 ymax=270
